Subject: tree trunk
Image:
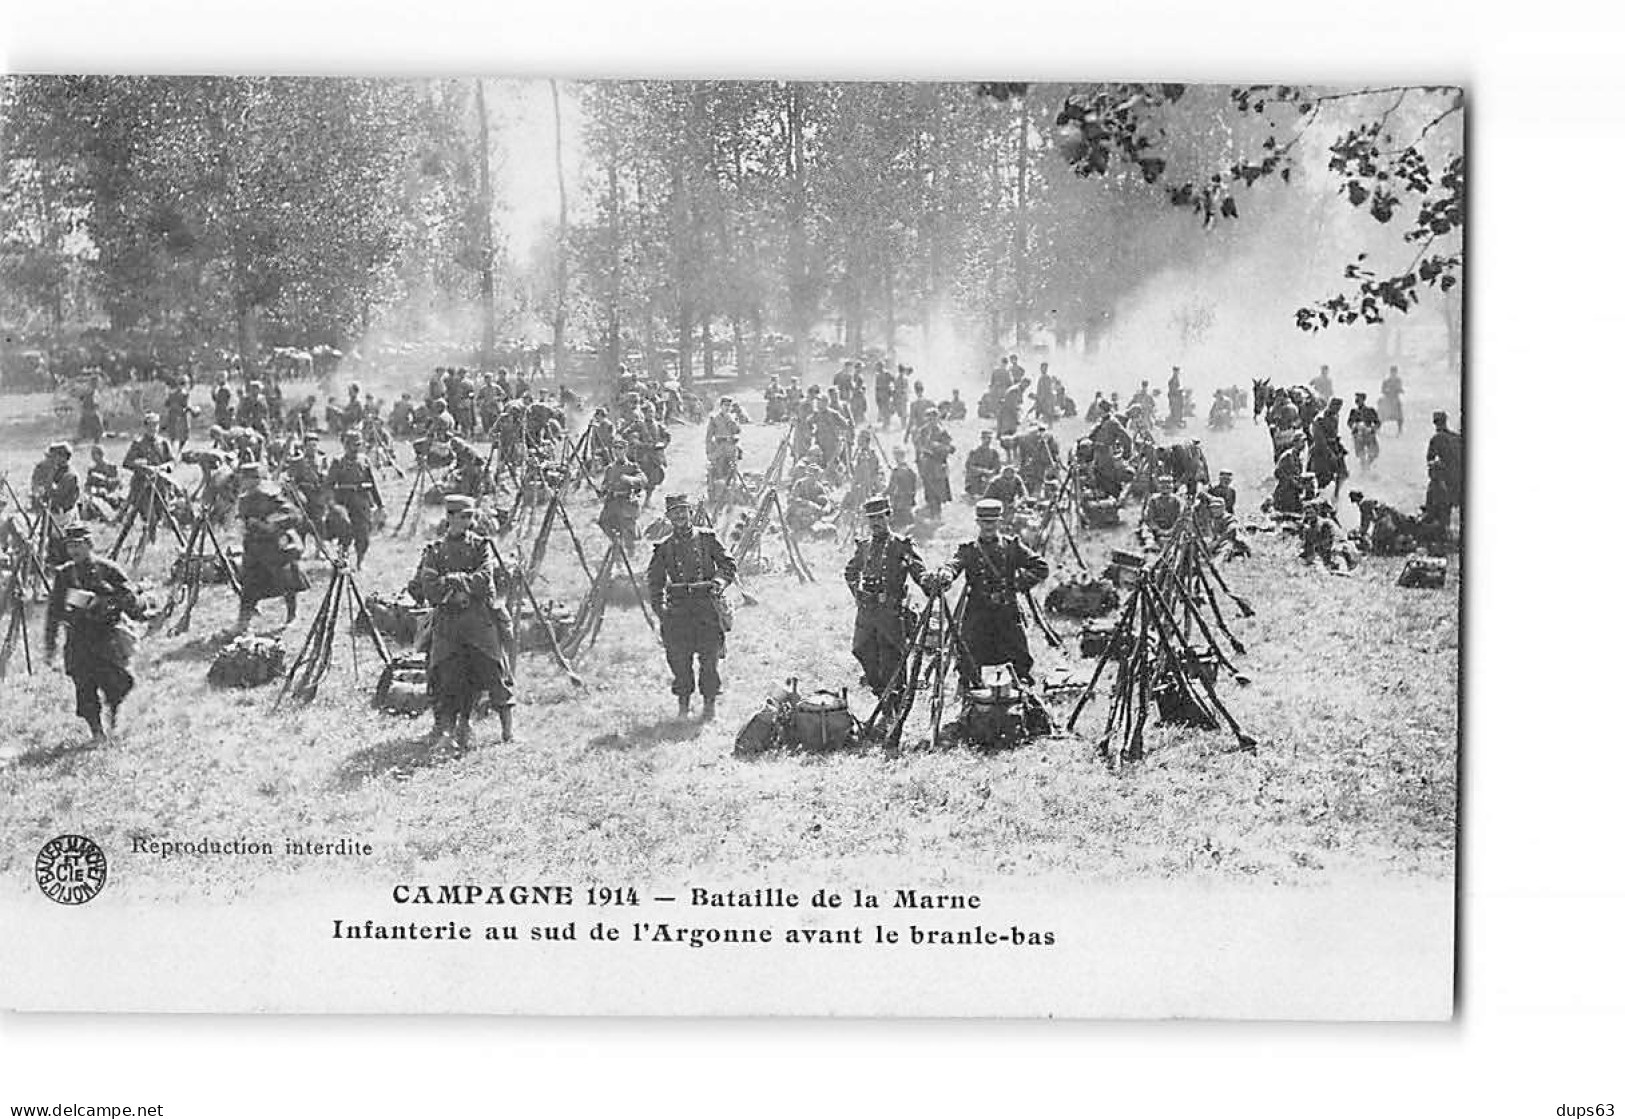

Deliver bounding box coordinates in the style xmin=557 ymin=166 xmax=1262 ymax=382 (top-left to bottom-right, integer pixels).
xmin=701 ymin=319 xmax=715 ymax=379
xmin=475 ymin=79 xmax=497 ymax=368
xmin=731 ymin=316 xmax=746 ymax=379
xmin=785 ymin=83 xmax=813 ymax=378
xmin=1013 ymin=96 xmax=1032 ymax=348
xmin=677 ymin=302 xmax=693 ymax=385
xmin=604 ymin=145 xmax=623 ymax=381
xmin=549 ymin=79 xmax=569 ymax=377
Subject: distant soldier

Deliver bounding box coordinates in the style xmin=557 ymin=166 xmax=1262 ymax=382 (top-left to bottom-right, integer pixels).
xmin=1348 ymin=489 xmax=1420 ymax=556
xmin=1379 ymin=365 xmax=1406 ymax=434
xmin=847 ymin=428 xmax=886 ymax=508
xmin=77 ymin=389 xmax=105 ymax=443
xmin=963 ymin=431 xmax=1002 ymax=498
xmin=412 ymin=494 xmax=515 ymax=747
xmin=1088 ymin=409 xmax=1134 ymax=498
xmin=1084 ymin=392 xmax=1109 ymax=425
xmin=764 ymin=375 xmax=788 ymax=424
xmin=233 ymin=461 xmax=309 ymax=633
xmin=1208 ymin=389 xmax=1234 ymax=431
xmin=286 ymin=433 xmax=329 ymax=538
xmin=123 ymin=413 xmax=175 ymax=518
xmin=1308 ymin=398 xmax=1350 ymax=500
xmin=1347 ymin=391 xmax=1381 ymax=469
xmin=211 ymin=374 xmax=234 ymax=428
xmin=162 ymin=376 xmax=196 ymax=447
xmin=45 ymin=524 xmax=142 ymax=742
xmin=647 ymin=493 xmax=737 ymax=721
xmin=844 ymin=496 xmax=928 ymax=706
xmin=913 ymin=410 xmax=954 ymax=518
xmin=1166 ymin=366 xmax=1185 ymax=428
xmin=997 ymin=377 xmax=1027 ymax=437
xmin=30 ymin=441 xmax=81 ymax=564
xmin=1129 ymin=379 xmax=1157 ymax=422
xmin=83 ymin=445 xmax=122 ymax=521
xmin=931 ymin=499 xmax=1050 ymax=687
xmin=1271 ymin=432 xmax=1310 ymax=515
xmin=237 ymin=380 xmax=270 ymax=437
xmin=810 ymin=395 xmax=852 ymax=472
xmin=326 ymin=430 xmax=385 ymax=567
xmin=885 ymin=449 xmax=918 ymax=528
xmin=1032 ymin=363 xmax=1060 ymax=424
xmin=1311 ymin=364 xmax=1335 ymax=401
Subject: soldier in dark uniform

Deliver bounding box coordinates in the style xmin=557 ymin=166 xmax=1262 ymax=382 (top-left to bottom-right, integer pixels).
xmin=963 ymin=430 xmax=1002 ymax=498
xmin=123 ymin=413 xmax=175 ymax=525
xmin=1426 ymin=411 xmax=1463 ymax=523
xmin=163 ymin=376 xmax=196 ymax=448
xmin=45 ymin=524 xmax=142 ymax=741
xmin=413 ymin=495 xmax=515 ymax=746
xmin=844 ymin=496 xmax=927 ymax=706
xmin=1088 ymin=408 xmax=1134 ymax=498
xmin=237 ymin=381 xmax=270 ymax=437
xmin=1347 ymin=392 xmax=1382 ymax=469
xmin=1379 ymin=365 xmax=1405 ymax=434
xmin=84 ymin=445 xmax=122 ymax=521
xmin=598 ymin=441 xmax=647 ymax=546
xmin=233 ymin=461 xmax=309 ymax=633
xmin=885 ymin=449 xmax=918 ymax=528
xmin=77 ymin=389 xmax=105 ymax=443
xmin=847 ymin=428 xmax=886 ymax=508
xmin=983 ymin=463 xmax=1028 ymax=518
xmin=1308 ymin=397 xmax=1350 ymax=499
xmin=211 ymin=374 xmax=234 ymax=428
xmin=913 ymin=409 xmax=954 ymax=518
xmin=30 ymin=442 xmax=81 ymax=565
xmin=1271 ymin=432 xmax=1309 ymax=515
xmin=647 ymin=493 xmax=737 ymax=720
xmin=931 ymin=499 xmax=1050 ymax=687
xmin=326 ymin=430 xmax=384 ymax=567
xmin=286 ymin=433 xmax=329 ymax=543
xmin=1139 ymin=474 xmax=1185 ymax=545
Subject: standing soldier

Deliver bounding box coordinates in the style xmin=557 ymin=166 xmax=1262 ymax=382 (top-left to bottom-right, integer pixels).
xmin=212 ymin=373 xmax=234 ymax=429
xmin=163 ymin=375 xmax=196 ymax=448
xmin=913 ymin=409 xmax=955 ymax=518
xmin=412 ymin=495 xmax=515 ymax=747
xmin=1347 ymin=391 xmax=1382 ymax=469
xmin=844 ymin=496 xmax=927 ymax=708
xmin=123 ymin=413 xmax=175 ymax=525
xmin=45 ymin=524 xmax=142 ymax=741
xmin=647 ymin=493 xmax=737 ymax=721
xmin=77 ymin=388 xmax=105 ymax=444
xmin=1379 ymin=365 xmax=1406 ymax=434
xmin=30 ymin=442 xmax=81 ymax=564
xmin=847 ymin=428 xmax=886 ymax=509
xmin=885 ymin=448 xmax=918 ymax=528
xmin=1311 ymin=364 xmax=1335 ymax=401
xmin=327 ymin=430 xmax=384 ymax=568
xmin=931 ymin=499 xmax=1051 ymax=688
xmin=1309 ymin=397 xmax=1350 ymax=500
xmin=598 ymin=440 xmax=647 ymax=547
xmin=287 ymin=433 xmax=330 ymax=542
xmin=237 ymin=380 xmax=270 ymax=437
xmin=233 ymin=461 xmax=309 ymax=633
xmin=1426 ymin=410 xmax=1464 ymax=529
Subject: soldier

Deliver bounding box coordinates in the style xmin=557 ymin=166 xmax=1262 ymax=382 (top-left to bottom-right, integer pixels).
xmin=625 ymin=403 xmax=670 ymax=501
xmin=1140 ymin=474 xmax=1185 ymax=544
xmin=647 ymin=493 xmax=737 ymax=720
xmin=598 ymin=440 xmax=647 ymax=546
xmin=764 ymin=375 xmax=788 ymax=424
xmin=327 ymin=430 xmax=385 ymax=567
xmin=234 ymin=461 xmax=309 ymax=633
xmin=1347 ymin=391 xmax=1382 ymax=469
xmin=872 ymin=363 xmax=894 ymax=427
xmin=913 ymin=409 xmax=954 ymax=518
xmin=1426 ymin=411 xmax=1463 ymax=524
xmin=83 ymin=445 xmax=122 ymax=521
xmin=1033 ymin=363 xmax=1060 ymax=425
xmin=390 ymin=393 xmax=417 ymax=438
xmin=45 ymin=524 xmax=142 ymax=742
xmin=1208 ymin=468 xmax=1237 ymax=515
xmin=1208 ymin=389 xmax=1235 ymax=431
xmin=1129 ymin=379 xmax=1157 ymax=421
xmin=1348 ymin=489 xmax=1420 ymax=556
xmin=1271 ymin=431 xmax=1309 ymax=515
xmin=123 ymin=413 xmax=175 ymax=523
xmin=940 ymin=388 xmax=967 ymax=422
xmin=211 ymin=373 xmax=234 ymax=428
xmin=1311 ymin=363 xmax=1335 ymax=401
xmin=983 ymin=463 xmax=1028 ymax=517
xmin=1309 ymin=397 xmax=1350 ymax=499
xmin=964 ymin=430 xmax=1002 ymax=498
xmin=237 ymin=380 xmax=270 ymax=436
xmin=1379 ymin=365 xmax=1406 ymax=434
xmin=286 ymin=433 xmax=329 ymax=541
xmin=847 ymin=428 xmax=886 ymax=508
xmin=886 ymin=449 xmax=918 ymax=528
xmin=997 ymin=376 xmax=1026 ymax=437
xmin=163 ymin=376 xmax=196 ymax=447
xmin=931 ymin=499 xmax=1050 ymax=687
xmin=1088 ymin=408 xmax=1134 ymax=498
xmin=30 ymin=442 xmax=81 ymax=564
xmin=77 ymin=388 xmax=105 ymax=444
xmin=412 ymin=495 xmax=515 ymax=746
xmin=1165 ymin=367 xmax=1185 ymax=428
xmin=810 ymin=394 xmax=852 ymax=474
xmin=844 ymin=496 xmax=928 ymax=706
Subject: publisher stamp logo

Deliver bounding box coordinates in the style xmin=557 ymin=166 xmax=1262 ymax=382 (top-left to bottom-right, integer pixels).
xmin=35 ymin=834 xmax=108 ymax=905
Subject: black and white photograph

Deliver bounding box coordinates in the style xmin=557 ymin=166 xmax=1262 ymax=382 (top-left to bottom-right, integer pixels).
xmin=0 ymin=73 xmax=1466 ymax=1018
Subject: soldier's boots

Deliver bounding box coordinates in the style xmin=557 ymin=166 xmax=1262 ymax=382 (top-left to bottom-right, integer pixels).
xmin=454 ymin=715 xmax=472 ymax=749
xmin=676 ymin=695 xmax=691 ymax=718
xmin=428 ymin=713 xmax=454 ymax=748
xmin=85 ymin=715 xmax=106 ymax=743
xmin=498 ymin=708 xmax=514 ymax=743
xmin=232 ymin=606 xmax=257 ymax=636
xmin=700 ymin=697 xmax=717 ymax=723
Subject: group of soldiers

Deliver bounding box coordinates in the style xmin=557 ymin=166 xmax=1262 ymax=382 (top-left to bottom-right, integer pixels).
xmin=6 ymin=347 xmax=1462 ymax=749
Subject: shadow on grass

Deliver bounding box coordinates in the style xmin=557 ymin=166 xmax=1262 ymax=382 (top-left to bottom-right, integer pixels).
xmin=332 ymin=732 xmax=476 ymax=789
xmin=8 ymin=735 xmax=102 ymax=770
xmin=155 ymin=630 xmax=236 ymax=664
xmin=588 ymin=716 xmax=704 ymax=750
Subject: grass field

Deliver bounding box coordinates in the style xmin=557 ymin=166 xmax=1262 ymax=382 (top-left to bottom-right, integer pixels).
xmin=0 ymin=375 xmax=1459 ymax=898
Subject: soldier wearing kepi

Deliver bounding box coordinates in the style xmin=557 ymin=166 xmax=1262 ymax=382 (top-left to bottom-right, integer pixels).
xmin=45 ymin=524 xmax=142 ymax=742
xmin=234 ymin=461 xmax=309 ymax=633
xmin=326 ymin=430 xmax=384 ymax=568
xmin=931 ymin=498 xmax=1050 ymax=688
xmin=647 ymin=493 xmax=737 ymax=721
xmin=413 ymin=495 xmax=515 ymax=747
xmin=844 ymin=497 xmax=927 ymax=708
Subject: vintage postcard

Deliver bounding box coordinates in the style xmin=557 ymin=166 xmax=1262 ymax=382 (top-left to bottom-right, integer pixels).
xmin=0 ymin=77 xmax=1462 ymax=1017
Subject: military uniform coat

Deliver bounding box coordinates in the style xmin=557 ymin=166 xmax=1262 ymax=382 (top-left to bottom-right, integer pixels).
xmin=941 ymin=534 xmax=1050 ymax=683
xmin=844 ymin=532 xmax=926 ymax=695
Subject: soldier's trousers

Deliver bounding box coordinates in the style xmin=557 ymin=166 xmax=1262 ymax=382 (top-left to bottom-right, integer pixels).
xmin=429 ymin=645 xmax=514 ymax=726
xmin=661 ymin=610 xmax=723 ymax=700
xmin=852 ymin=605 xmax=909 ymax=696
xmin=72 ymin=663 xmax=134 ymax=725
xmin=956 ymin=606 xmax=1034 ymax=687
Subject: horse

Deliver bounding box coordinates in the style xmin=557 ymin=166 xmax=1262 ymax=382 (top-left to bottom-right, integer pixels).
xmin=1251 ymin=378 xmax=1272 ymax=424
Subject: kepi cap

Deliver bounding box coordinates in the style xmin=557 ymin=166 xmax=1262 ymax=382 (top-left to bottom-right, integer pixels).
xmin=974 ymin=499 xmax=1005 ymax=521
